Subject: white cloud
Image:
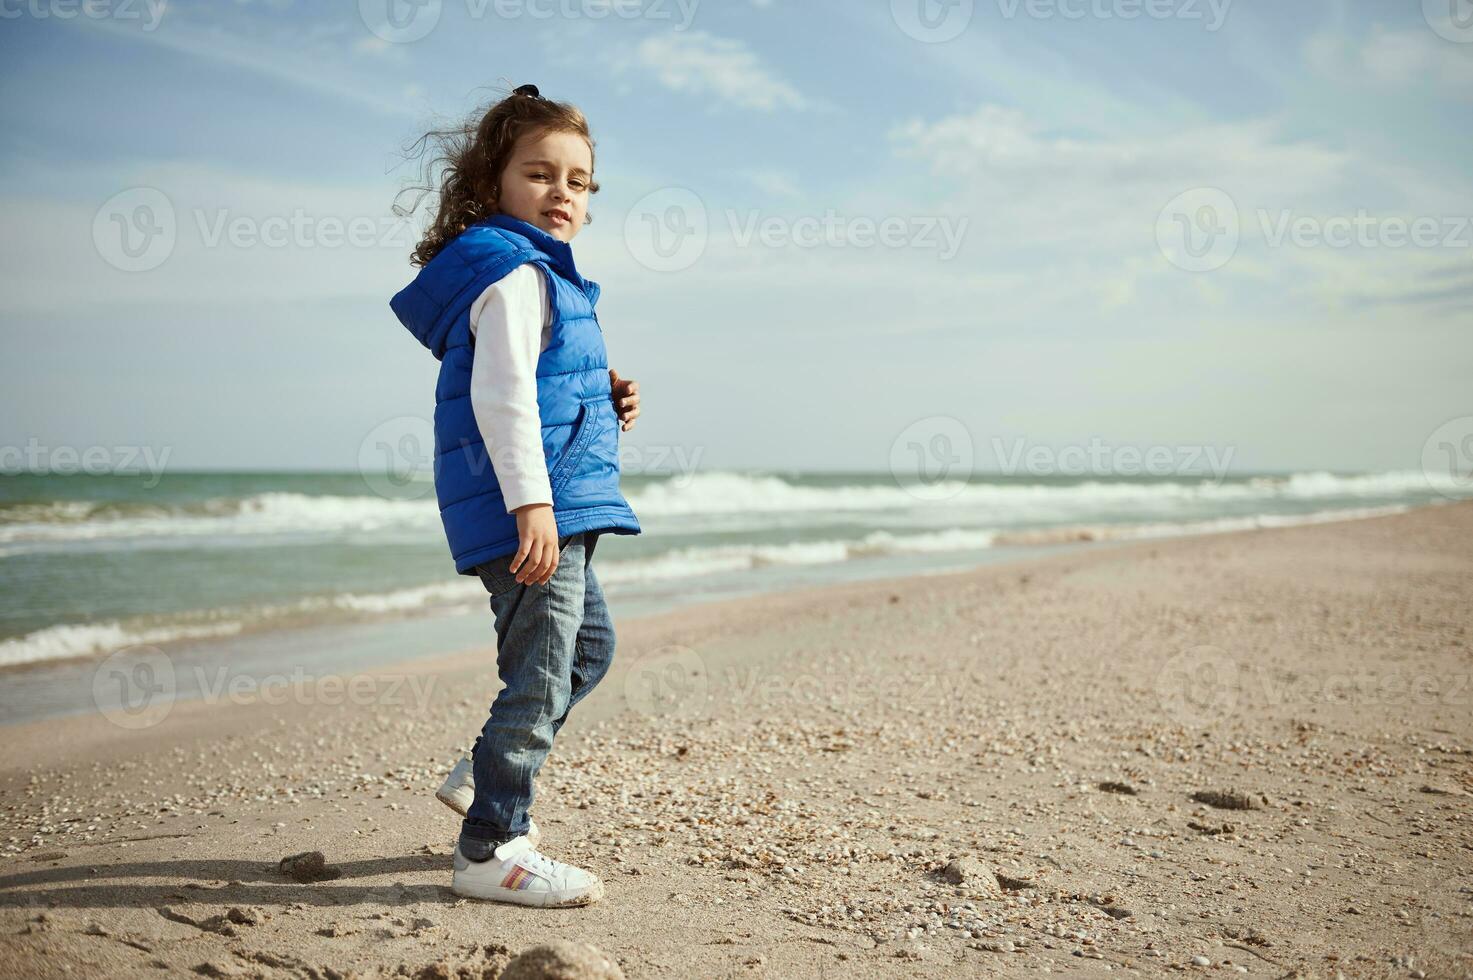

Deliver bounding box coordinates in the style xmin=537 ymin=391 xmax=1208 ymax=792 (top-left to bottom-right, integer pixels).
xmin=886 ymin=102 xmax=1473 ymax=320
xmin=1306 ymin=26 xmax=1473 ymax=100
xmin=0 ymin=161 xmax=426 ymax=316
xmin=732 ymin=169 xmax=802 ymax=198
xmin=64 ymin=9 xmax=421 ymax=117
xmin=632 ymin=30 xmax=807 ymax=111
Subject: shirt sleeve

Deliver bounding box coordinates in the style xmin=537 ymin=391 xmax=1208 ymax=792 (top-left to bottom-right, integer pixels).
xmin=468 ymin=263 xmax=553 ymax=513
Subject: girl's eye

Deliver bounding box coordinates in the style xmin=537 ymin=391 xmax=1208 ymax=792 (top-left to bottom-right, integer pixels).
xmin=529 ymin=172 xmax=586 ymax=188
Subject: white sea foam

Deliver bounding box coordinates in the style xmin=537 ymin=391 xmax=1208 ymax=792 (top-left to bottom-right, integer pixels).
xmin=1 ymin=470 xmax=1458 ymax=554
xmin=0 ymin=471 xmax=1449 ymax=669
xmin=0 ymin=491 xmax=439 ymax=549
xmin=624 ymin=469 xmax=1457 ymax=518
xmin=0 ymin=579 xmax=484 ymax=668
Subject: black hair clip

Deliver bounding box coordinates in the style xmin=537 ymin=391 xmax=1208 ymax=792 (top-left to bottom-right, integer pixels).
xmin=513 ymin=84 xmax=542 ymax=99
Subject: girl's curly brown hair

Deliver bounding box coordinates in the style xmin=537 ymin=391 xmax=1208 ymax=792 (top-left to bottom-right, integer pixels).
xmin=392 ymin=83 xmax=601 ymax=268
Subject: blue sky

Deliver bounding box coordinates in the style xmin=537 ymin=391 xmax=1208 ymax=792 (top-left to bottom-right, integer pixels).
xmin=1 ymin=0 xmax=1470 ymax=475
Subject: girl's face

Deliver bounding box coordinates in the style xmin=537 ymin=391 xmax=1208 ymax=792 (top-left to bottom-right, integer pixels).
xmin=494 ymin=129 xmax=593 ymax=243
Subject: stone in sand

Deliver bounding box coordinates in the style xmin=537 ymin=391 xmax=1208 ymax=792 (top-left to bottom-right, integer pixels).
xmin=500 ymin=940 xmax=625 ymax=980
xmin=939 ymin=856 xmax=1002 ymax=897
xmin=278 ymin=850 xmax=343 ymax=883
xmin=1097 ymin=780 xmax=1138 ymax=795
xmin=1191 ymin=789 xmax=1258 ymax=811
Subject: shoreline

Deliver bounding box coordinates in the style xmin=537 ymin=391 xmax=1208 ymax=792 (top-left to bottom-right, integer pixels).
xmin=0 ymin=501 xmax=1469 ymax=977
xmin=0 ymin=499 xmax=1436 ymax=727
xmin=0 ymin=536 xmax=1110 ymax=729
xmin=0 ymin=496 xmax=1435 ymax=675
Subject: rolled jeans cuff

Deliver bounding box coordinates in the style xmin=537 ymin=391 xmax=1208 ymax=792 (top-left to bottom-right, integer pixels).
xmin=460 ymin=816 xmax=524 ymax=842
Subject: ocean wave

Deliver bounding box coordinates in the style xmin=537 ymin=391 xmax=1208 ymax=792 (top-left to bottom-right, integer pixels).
xmin=0 ymin=579 xmax=483 ymax=668
xmin=1 ymin=470 xmax=1458 ymax=551
xmin=624 ymin=469 xmax=1459 ymax=517
xmin=0 ymin=491 xmax=438 ymax=546
xmin=0 ymin=502 xmax=1430 ymax=668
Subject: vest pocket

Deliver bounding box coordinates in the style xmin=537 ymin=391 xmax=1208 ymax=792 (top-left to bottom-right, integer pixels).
xmin=547 ymin=400 xmax=601 ymax=494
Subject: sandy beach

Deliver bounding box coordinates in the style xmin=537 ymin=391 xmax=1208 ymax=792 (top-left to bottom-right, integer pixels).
xmin=0 ymin=501 xmax=1469 ymax=979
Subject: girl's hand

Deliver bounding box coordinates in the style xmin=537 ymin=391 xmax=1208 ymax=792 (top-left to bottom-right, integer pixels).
xmin=510 ymin=503 xmax=560 ymax=585
xmin=609 ymin=368 xmax=640 ymax=432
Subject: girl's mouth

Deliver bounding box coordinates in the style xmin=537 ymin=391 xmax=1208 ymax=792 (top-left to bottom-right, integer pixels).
xmin=544 ymin=210 xmax=571 ymax=224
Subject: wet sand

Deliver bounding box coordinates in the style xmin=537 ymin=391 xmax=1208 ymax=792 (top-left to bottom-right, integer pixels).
xmin=1 ymin=502 xmax=1470 ymax=978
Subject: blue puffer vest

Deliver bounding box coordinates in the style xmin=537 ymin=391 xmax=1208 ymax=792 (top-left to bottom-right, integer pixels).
xmin=390 ymin=213 xmax=641 ymax=575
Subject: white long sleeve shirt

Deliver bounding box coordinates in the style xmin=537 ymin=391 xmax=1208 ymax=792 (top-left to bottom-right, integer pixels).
xmin=468 ymin=263 xmax=553 ymax=513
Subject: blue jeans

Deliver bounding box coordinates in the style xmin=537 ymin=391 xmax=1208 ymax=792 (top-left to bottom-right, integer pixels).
xmin=460 ymin=531 xmax=614 ymax=855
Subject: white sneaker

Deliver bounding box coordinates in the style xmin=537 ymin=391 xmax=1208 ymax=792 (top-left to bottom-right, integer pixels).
xmin=451 ymin=835 xmax=604 ymax=907
xmin=435 ymin=754 xmax=476 ymax=815
xmin=435 ymin=755 xmax=541 ymax=848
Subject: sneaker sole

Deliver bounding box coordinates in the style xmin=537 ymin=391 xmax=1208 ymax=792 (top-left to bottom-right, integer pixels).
xmin=450 ymin=875 xmax=604 ymax=907
xmin=436 ymin=786 xmax=472 ymax=816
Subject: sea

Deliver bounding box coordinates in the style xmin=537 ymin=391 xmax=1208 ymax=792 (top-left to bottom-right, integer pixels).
xmin=1 ymin=468 xmax=1465 ymax=724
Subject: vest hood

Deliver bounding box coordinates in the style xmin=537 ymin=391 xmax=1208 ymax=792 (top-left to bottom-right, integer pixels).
xmin=390 ymin=213 xmax=601 ymax=360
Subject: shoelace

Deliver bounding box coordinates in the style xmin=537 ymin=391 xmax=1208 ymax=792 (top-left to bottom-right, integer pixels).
xmin=520 ymin=849 xmax=572 ymax=879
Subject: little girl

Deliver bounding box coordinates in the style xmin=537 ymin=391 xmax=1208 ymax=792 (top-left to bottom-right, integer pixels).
xmin=390 ymin=83 xmax=642 ymax=908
